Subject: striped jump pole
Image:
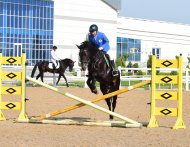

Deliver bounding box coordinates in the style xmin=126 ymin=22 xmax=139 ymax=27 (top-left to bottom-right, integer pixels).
xmin=32 ymin=80 xmax=150 ymax=121
xmin=23 ymin=119 xmax=146 ymax=128
xmin=22 ymin=77 xmax=149 ymax=127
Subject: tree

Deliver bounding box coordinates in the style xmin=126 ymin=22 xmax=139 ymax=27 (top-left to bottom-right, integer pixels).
xmin=116 ymin=54 xmax=129 ymax=67
xmin=147 ymin=55 xmax=152 ymax=74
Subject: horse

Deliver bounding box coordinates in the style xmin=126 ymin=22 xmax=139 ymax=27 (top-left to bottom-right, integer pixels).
xmin=31 ymin=58 xmax=75 ymax=87
xmin=76 ymin=41 xmax=120 ymax=120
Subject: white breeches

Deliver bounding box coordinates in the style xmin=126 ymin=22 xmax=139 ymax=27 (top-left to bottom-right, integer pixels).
xmin=51 ymin=59 xmax=57 ymax=66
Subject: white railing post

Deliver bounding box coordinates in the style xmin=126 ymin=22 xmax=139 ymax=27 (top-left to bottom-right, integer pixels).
xmin=53 ymin=73 xmax=56 ymax=87
xmin=77 ymin=69 xmax=81 ymax=77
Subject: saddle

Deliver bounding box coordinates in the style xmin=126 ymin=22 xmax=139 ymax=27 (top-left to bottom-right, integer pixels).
xmin=48 ymin=61 xmax=60 ymax=69
xmin=104 ymin=53 xmax=111 ymax=67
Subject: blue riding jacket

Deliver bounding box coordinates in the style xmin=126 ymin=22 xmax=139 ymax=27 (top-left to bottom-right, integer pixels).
xmin=88 ymin=32 xmax=110 ymax=52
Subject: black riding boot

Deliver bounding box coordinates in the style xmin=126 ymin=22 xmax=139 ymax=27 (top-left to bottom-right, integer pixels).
xmin=52 ymin=63 xmax=56 ymax=73
xmin=111 ymin=60 xmax=119 ymax=76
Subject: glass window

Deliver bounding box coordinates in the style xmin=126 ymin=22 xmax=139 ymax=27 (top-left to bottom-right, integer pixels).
xmin=15 ymin=16 xmax=18 ymax=28
xmin=122 ymin=38 xmax=127 ymax=42
xmin=7 ymin=16 xmax=10 ymax=27
xmin=15 ymin=4 xmax=19 ymax=15
xmin=0 ymin=15 xmax=3 ymax=27
xmin=128 ymin=38 xmax=134 ymax=44
xmin=117 ymin=37 xmax=121 ymax=42
xmin=152 ymin=48 xmax=161 ymax=59
xmin=11 ymin=16 xmax=14 ymax=27
xmin=1 ymin=0 xmax=54 ymax=65
xmin=122 ymin=43 xmax=127 ymax=55
xmin=19 ymin=17 xmax=22 ymax=28
xmin=40 ymin=7 xmax=43 ymax=18
xmin=44 ymin=8 xmax=47 ymax=18
xmin=19 ymin=4 xmax=22 ymax=16
xmin=0 ymin=2 xmax=3 ymax=14
xmin=117 ymin=37 xmax=141 ymax=62
xmin=11 ymin=3 xmax=14 ymax=15
xmin=7 ymin=3 xmax=11 ymax=15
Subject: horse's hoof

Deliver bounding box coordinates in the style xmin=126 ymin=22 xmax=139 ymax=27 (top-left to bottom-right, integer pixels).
xmin=92 ymin=89 xmax=98 ymax=94
xmin=109 ymin=116 xmax=114 ymax=120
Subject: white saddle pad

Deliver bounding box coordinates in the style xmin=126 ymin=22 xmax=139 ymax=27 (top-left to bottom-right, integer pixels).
xmin=48 ymin=62 xmax=60 ymax=69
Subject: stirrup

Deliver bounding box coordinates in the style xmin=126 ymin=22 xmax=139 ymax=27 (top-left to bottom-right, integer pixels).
xmin=112 ymin=70 xmax=118 ymax=76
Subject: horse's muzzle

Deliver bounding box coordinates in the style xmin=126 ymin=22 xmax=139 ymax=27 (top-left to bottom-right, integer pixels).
xmin=81 ymin=66 xmax=86 ymax=71
xmin=81 ymin=63 xmax=88 ymax=71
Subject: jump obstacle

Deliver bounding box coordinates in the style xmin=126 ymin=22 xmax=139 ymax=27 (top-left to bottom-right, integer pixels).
xmin=148 ymin=54 xmax=186 ymax=129
xmin=0 ymin=53 xmax=186 ymax=129
xmin=20 ymin=76 xmax=150 ymax=127
xmin=0 ymin=52 xmax=150 ymax=128
xmin=0 ymin=52 xmax=28 ymax=121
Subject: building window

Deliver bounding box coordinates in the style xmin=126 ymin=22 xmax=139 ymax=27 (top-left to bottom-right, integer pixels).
xmin=117 ymin=37 xmax=141 ymax=62
xmin=0 ymin=0 xmax=54 ymax=66
xmin=152 ymin=47 xmax=161 ymax=59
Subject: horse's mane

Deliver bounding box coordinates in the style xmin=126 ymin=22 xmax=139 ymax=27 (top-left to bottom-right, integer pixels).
xmin=61 ymin=58 xmax=72 ymax=61
xmin=61 ymin=58 xmax=73 ymax=64
xmin=81 ymin=41 xmax=99 ymax=52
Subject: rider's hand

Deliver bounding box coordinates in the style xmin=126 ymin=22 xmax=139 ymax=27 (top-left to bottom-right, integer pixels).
xmin=99 ymin=47 xmax=103 ymax=50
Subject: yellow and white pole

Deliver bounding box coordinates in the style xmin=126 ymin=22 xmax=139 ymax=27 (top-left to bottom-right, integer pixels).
xmin=25 ymin=76 xmax=142 ymax=127
xmin=32 ymin=80 xmax=150 ymax=120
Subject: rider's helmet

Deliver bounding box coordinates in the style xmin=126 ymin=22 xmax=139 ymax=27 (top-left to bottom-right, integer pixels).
xmin=53 ymin=46 xmax=57 ymax=50
xmin=89 ymin=24 xmax=98 ymax=33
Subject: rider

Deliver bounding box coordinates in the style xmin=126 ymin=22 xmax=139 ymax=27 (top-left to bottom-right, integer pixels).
xmin=86 ymin=24 xmax=118 ymax=76
xmin=51 ymin=46 xmax=61 ymax=71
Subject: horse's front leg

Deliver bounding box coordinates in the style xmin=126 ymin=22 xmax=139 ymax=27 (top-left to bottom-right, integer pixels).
xmin=87 ymin=77 xmax=97 ymax=94
xmin=56 ymin=74 xmax=62 ymax=86
xmin=61 ymin=73 xmax=69 ymax=87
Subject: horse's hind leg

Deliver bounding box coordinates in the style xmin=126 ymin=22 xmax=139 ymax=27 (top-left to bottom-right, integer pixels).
xmin=105 ymin=98 xmax=113 ymax=120
xmin=56 ymin=74 xmax=61 ymax=86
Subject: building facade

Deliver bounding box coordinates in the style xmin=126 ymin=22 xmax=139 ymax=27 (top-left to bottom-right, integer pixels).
xmin=1 ymin=0 xmax=190 ymax=67
xmin=53 ymin=0 xmax=118 ymax=66
xmin=117 ymin=17 xmax=190 ymax=67
xmin=0 ymin=0 xmax=54 ymax=65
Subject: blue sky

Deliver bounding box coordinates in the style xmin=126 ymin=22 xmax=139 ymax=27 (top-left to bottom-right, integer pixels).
xmin=119 ymin=0 xmax=190 ymax=24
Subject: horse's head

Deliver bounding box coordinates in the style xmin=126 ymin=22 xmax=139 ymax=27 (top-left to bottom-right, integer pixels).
xmin=76 ymin=41 xmax=90 ymax=71
xmin=60 ymin=59 xmax=75 ymax=72
xmin=76 ymin=41 xmax=98 ymax=71
xmin=67 ymin=59 xmax=75 ymax=72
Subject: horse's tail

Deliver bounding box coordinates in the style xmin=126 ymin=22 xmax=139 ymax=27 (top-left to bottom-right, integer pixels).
xmin=31 ymin=62 xmax=40 ymax=78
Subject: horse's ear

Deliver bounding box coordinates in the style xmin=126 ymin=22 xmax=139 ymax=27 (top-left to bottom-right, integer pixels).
xmin=76 ymin=44 xmax=80 ymax=49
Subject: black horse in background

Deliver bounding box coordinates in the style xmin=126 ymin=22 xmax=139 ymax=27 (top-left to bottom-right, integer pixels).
xmin=31 ymin=59 xmax=75 ymax=87
xmin=76 ymin=41 xmax=120 ymax=120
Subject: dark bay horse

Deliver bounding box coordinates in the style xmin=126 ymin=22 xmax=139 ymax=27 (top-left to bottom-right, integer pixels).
xmin=31 ymin=59 xmax=75 ymax=87
xmin=76 ymin=41 xmax=120 ymax=120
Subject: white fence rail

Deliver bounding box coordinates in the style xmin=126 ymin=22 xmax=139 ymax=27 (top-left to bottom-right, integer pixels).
xmin=118 ymin=67 xmax=190 ymax=91
xmin=3 ymin=65 xmax=190 ymax=91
